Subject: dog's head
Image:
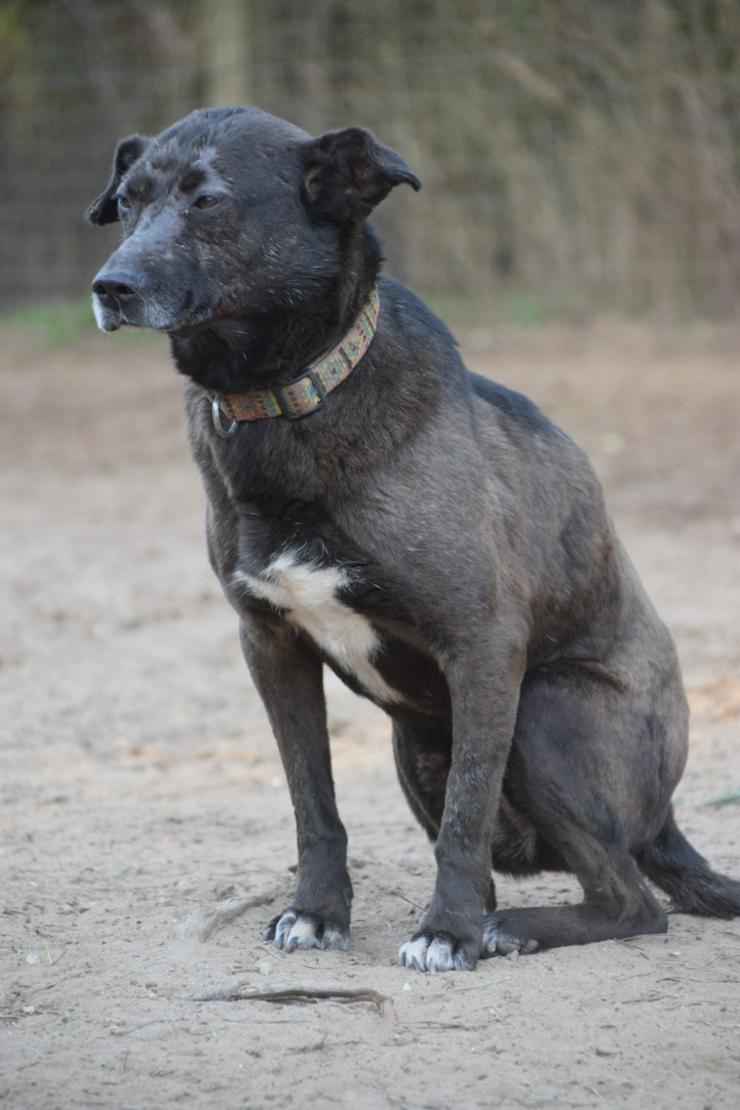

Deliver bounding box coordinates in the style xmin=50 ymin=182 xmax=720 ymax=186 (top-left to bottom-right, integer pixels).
xmin=88 ymin=107 xmax=420 ymax=335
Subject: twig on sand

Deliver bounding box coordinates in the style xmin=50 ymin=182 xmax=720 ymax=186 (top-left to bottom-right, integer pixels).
xmin=190 ymin=984 xmax=396 ymax=1021
xmin=399 ymin=1019 xmax=486 ymax=1030
xmin=393 ymin=891 xmax=426 ymax=912
xmin=116 ymin=1018 xmax=175 ymax=1037
xmin=176 ymin=887 xmax=283 ymax=942
xmin=613 ymin=938 xmax=656 ymax=959
xmin=27 ymin=975 xmax=76 ymax=996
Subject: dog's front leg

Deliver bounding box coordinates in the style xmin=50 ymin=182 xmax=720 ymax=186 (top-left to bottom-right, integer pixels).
xmin=400 ymin=642 xmax=523 ymax=972
xmin=239 ymin=616 xmax=352 ymax=953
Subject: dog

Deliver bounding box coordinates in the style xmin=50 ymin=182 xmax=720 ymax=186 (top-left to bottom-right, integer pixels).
xmin=88 ymin=106 xmax=740 ymax=972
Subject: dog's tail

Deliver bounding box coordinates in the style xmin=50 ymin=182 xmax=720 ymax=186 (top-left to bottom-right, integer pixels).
xmin=639 ymin=808 xmax=740 ymax=918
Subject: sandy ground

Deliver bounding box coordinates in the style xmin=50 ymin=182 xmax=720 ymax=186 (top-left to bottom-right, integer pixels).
xmin=1 ymin=321 xmax=739 ymax=1109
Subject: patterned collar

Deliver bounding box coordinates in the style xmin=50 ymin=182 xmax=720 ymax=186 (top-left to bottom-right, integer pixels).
xmin=210 ymin=286 xmax=380 ymax=436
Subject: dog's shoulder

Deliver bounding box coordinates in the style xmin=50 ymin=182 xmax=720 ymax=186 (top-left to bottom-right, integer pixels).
xmin=378 ymin=279 xmax=563 ymax=446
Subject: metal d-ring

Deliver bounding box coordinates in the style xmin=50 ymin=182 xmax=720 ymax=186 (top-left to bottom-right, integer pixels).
xmin=211 ymin=393 xmax=238 ymax=438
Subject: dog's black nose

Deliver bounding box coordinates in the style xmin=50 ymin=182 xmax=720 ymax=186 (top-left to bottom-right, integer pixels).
xmin=92 ymin=271 xmax=142 ymax=306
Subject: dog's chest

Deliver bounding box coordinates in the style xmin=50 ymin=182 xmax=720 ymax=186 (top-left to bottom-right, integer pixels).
xmin=234 ymin=551 xmax=400 ymax=703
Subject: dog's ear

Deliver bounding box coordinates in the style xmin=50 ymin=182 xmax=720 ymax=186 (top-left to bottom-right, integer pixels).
xmin=86 ymin=135 xmax=150 ymax=226
xmin=301 ymin=126 xmax=421 ymax=224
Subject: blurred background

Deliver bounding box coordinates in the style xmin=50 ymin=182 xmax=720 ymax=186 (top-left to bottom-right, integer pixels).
xmin=3 ymin=0 xmax=740 ymax=321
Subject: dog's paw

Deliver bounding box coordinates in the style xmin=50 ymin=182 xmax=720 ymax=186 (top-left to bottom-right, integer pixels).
xmin=398 ymin=930 xmax=476 ymax=973
xmin=262 ymin=909 xmax=349 ymax=953
xmin=481 ymin=912 xmax=539 ymax=957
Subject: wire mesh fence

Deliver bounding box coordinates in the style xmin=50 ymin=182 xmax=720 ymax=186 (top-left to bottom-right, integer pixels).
xmin=2 ymin=0 xmax=740 ymax=317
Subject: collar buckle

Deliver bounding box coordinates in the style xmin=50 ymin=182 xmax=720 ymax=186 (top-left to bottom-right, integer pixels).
xmin=276 ymin=367 xmax=328 ymax=420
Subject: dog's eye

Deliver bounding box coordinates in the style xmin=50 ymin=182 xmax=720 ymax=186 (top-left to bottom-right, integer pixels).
xmin=194 ymin=195 xmax=220 ymax=210
xmin=117 ymin=194 xmax=132 ymax=211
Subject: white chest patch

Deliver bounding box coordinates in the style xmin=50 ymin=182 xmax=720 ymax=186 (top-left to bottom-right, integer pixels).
xmin=234 ymin=552 xmax=400 ymax=704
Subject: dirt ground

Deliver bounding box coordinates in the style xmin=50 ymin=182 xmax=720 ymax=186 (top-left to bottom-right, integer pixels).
xmin=2 ymin=320 xmax=739 ymax=1109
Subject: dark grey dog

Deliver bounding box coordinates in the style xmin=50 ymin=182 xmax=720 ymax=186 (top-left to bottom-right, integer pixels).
xmin=88 ymin=107 xmax=740 ymax=972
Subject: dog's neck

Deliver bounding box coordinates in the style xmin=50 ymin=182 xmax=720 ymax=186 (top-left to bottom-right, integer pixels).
xmin=170 ymin=224 xmax=383 ymax=394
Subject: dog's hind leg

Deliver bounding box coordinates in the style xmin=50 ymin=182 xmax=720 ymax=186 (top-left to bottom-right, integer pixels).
xmin=483 ymin=667 xmax=669 ymax=955
xmin=392 ymin=714 xmax=450 ymax=842
xmin=483 ymin=832 xmax=666 ymax=955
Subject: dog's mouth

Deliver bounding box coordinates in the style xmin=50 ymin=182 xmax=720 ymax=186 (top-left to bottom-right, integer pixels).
xmin=91 ymin=293 xmax=198 ymax=336
xmin=92 ymin=303 xmax=162 ymax=333
xmin=92 ymin=300 xmax=133 ymax=333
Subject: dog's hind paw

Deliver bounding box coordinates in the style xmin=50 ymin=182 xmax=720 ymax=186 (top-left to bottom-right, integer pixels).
xmin=262 ymin=909 xmax=349 ymax=953
xmin=481 ymin=912 xmax=539 ymax=957
xmin=398 ymin=930 xmax=475 ymax=973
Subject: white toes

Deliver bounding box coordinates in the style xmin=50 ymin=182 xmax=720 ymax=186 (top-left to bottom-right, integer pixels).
xmin=285 ymin=916 xmax=321 ymax=952
xmin=399 ymin=935 xmax=431 ymax=972
xmin=321 ymin=927 xmax=349 ymax=951
xmin=399 ymin=933 xmax=474 ymax=973
xmin=273 ymin=910 xmax=298 ymax=949
xmin=426 ymin=936 xmax=456 ymax=973
xmin=269 ymin=910 xmax=348 ymax=953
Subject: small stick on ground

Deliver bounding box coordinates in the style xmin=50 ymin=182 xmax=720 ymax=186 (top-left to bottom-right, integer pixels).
xmin=191 ymin=984 xmax=396 ymax=1021
xmin=176 ymin=887 xmax=284 ymax=942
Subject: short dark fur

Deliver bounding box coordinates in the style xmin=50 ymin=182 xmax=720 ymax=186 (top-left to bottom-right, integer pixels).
xmin=89 ymin=107 xmax=740 ymax=972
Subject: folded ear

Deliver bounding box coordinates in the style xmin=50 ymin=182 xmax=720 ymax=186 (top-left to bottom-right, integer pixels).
xmin=86 ymin=135 xmax=150 ymax=226
xmin=301 ymin=126 xmax=421 ymax=224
